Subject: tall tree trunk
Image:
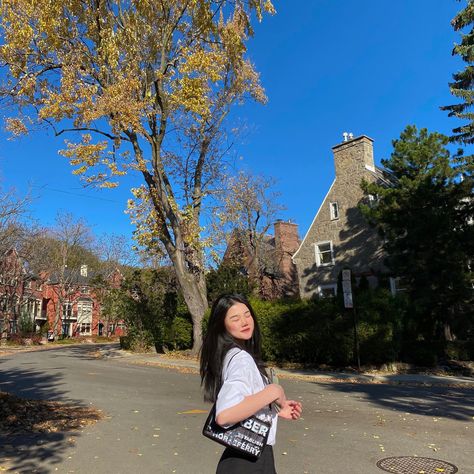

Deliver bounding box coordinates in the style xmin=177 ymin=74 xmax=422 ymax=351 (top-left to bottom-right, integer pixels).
xmin=170 ymin=252 xmax=208 ymax=355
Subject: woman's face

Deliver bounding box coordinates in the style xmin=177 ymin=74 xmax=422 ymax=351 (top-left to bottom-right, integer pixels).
xmin=224 ymin=302 xmax=255 ymax=343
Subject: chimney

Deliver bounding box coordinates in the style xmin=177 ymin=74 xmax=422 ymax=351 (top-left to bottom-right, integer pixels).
xmin=80 ymin=264 xmax=88 ymax=277
xmin=332 ymin=135 xmax=374 ymax=179
xmin=274 ymin=220 xmax=299 ymax=276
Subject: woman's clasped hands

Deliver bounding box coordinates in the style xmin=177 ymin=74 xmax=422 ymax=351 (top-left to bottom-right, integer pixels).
xmin=278 ymin=399 xmax=303 ymax=420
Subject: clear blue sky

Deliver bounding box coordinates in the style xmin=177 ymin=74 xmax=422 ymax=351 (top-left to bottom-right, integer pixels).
xmin=0 ymin=0 xmax=464 ymax=247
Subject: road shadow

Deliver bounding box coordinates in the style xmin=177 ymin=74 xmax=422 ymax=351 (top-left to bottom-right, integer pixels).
xmin=0 ymin=361 xmax=97 ymax=472
xmin=318 ymin=381 xmax=474 ymax=421
xmin=62 ymin=343 xmax=123 ymax=361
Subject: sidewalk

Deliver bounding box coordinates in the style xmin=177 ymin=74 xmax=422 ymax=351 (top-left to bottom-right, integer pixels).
xmin=2 ymin=342 xmax=473 ymax=388
xmin=101 ymin=345 xmax=474 ymax=388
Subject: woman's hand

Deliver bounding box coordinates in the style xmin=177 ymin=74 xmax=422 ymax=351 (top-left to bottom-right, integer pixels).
xmin=278 ymin=400 xmax=303 ymax=420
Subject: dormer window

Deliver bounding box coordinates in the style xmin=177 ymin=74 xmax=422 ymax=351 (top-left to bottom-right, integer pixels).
xmin=329 ymin=202 xmax=339 ymax=220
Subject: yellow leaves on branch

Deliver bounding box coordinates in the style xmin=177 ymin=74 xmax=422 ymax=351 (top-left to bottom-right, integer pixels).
xmin=61 ymin=135 xmax=103 ymax=165
xmin=92 ymin=76 xmax=146 ymax=133
xmin=127 ymin=185 xmax=205 ymax=253
xmin=1 ymin=0 xmax=273 ymax=196
xmin=127 ymin=186 xmax=165 ymax=251
xmin=5 ymin=118 xmax=29 ymax=138
xmin=59 ymin=134 xmax=125 ymax=188
xmin=249 ymin=0 xmax=277 ymax=21
xmin=179 ymin=48 xmax=226 ymax=83
xmin=171 ymin=76 xmax=211 ymax=118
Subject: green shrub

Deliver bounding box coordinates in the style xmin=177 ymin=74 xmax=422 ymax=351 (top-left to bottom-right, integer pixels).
xmin=355 ymin=289 xmax=405 ymax=364
xmin=7 ymin=334 xmax=26 ymax=346
xmin=199 ymin=287 xmax=444 ymax=367
xmin=445 ymin=340 xmax=473 ymax=361
xmin=206 ymin=266 xmax=251 ymax=303
xmin=164 ymin=316 xmax=193 ymax=350
xmin=18 ymin=311 xmax=35 ymax=335
xmin=250 ymin=297 xmax=355 ymax=366
xmin=401 ymin=340 xmax=443 ymax=367
xmin=120 ymin=328 xmax=154 ymax=352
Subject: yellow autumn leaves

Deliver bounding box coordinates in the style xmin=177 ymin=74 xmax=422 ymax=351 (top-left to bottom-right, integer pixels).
xmin=0 ymin=0 xmax=274 ymax=252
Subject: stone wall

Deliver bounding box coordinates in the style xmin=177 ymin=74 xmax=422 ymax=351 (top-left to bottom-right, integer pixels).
xmin=293 ymin=135 xmax=386 ymax=299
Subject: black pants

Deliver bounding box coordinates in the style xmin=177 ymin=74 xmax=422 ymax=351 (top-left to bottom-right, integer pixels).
xmin=216 ymin=445 xmax=277 ymax=474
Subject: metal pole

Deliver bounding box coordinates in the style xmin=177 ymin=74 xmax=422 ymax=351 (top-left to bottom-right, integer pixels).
xmin=352 ymin=306 xmax=361 ymax=372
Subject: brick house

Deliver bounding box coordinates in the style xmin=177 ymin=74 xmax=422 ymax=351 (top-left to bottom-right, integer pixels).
xmin=223 ymin=220 xmax=300 ymax=299
xmin=292 ymin=135 xmax=391 ymax=299
xmin=0 ymin=248 xmax=44 ymax=337
xmin=42 ymin=264 xmax=126 ymax=338
xmin=0 ymin=249 xmax=126 ymax=339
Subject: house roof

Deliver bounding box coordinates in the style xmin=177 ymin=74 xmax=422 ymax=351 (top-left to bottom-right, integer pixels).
xmin=292 ymin=179 xmax=336 ymax=261
xmin=47 ymin=268 xmax=99 ymax=285
xmin=292 ymin=164 xmax=394 ymax=262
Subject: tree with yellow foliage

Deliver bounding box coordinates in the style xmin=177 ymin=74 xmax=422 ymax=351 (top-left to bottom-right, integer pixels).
xmin=0 ymin=0 xmax=275 ymax=353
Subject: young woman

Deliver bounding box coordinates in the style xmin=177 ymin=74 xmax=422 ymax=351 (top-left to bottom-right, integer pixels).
xmin=200 ymin=294 xmax=302 ymax=473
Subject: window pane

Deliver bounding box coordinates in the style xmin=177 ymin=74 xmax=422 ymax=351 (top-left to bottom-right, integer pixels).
xmin=317 ymin=242 xmax=333 ymax=264
xmin=320 ymin=287 xmax=336 ymax=298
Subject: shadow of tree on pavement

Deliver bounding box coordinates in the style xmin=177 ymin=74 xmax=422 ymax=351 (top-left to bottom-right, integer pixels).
xmin=318 ymin=382 xmax=474 ymax=421
xmin=0 ymin=363 xmax=103 ymax=473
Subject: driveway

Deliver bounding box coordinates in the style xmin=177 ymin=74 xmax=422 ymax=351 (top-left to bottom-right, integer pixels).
xmin=0 ymin=345 xmax=473 ymax=474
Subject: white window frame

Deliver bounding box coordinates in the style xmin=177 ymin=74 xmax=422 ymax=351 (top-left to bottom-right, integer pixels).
xmin=62 ymin=302 xmax=73 ymax=319
xmin=314 ymin=241 xmax=335 ymax=267
xmin=329 ymin=201 xmax=339 ymax=220
xmin=77 ymin=300 xmax=92 ymax=335
xmin=367 ymin=194 xmax=378 ymax=208
xmin=317 ymin=284 xmax=337 ymax=298
xmin=389 ymin=277 xmax=407 ymax=296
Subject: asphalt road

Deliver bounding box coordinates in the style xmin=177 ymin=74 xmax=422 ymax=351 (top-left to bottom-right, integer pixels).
xmin=0 ymin=345 xmax=473 ymax=474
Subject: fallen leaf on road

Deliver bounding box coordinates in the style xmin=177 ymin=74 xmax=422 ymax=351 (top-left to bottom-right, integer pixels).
xmin=0 ymin=391 xmax=103 ymax=434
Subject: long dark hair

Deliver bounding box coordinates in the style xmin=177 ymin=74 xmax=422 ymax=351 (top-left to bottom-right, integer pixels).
xmin=200 ymin=294 xmax=266 ymax=403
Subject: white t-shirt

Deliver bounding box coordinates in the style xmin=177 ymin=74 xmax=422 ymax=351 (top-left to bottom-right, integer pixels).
xmin=215 ymin=347 xmax=278 ymax=446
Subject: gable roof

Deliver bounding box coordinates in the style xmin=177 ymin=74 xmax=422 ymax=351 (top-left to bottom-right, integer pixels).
xmin=292 ymin=162 xmax=394 ymax=263
xmin=292 ymin=179 xmax=336 ymax=261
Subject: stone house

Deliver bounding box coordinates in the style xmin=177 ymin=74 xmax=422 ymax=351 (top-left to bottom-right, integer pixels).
xmin=292 ymin=134 xmax=391 ymax=299
xmin=223 ymin=220 xmax=300 ymax=299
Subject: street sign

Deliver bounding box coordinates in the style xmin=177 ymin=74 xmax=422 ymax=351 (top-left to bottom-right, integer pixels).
xmin=342 ymin=269 xmax=353 ymax=308
xmin=342 ymin=280 xmax=352 ymax=293
xmin=343 ymin=292 xmax=353 ymax=309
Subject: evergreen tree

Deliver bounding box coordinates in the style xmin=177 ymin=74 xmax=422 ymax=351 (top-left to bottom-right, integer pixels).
xmin=442 ymin=1 xmax=474 ymax=147
xmin=441 ymin=0 xmax=474 ymax=180
xmin=360 ymin=126 xmax=473 ymax=344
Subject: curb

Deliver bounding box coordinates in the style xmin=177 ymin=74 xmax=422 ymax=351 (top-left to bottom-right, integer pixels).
xmin=110 ymin=349 xmax=474 ymax=389
xmin=4 ymin=343 xmax=474 ymax=388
